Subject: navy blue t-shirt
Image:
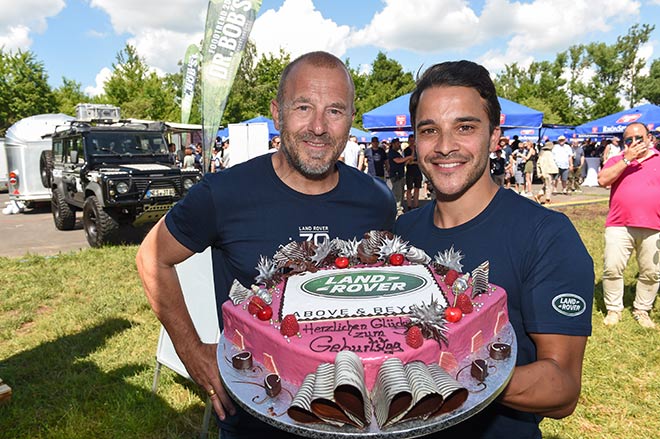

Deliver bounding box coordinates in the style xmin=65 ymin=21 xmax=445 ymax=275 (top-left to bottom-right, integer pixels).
xmin=394 ymin=188 xmax=594 ymax=438
xmin=166 ymin=153 xmax=396 ymax=326
xmin=365 ymin=146 xmax=387 ymax=177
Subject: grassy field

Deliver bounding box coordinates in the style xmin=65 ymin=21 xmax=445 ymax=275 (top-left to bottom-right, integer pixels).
xmin=1 ymin=202 xmax=659 ymax=438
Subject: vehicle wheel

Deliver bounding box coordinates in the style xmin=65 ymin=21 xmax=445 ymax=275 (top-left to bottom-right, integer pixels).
xmin=51 ymin=190 xmax=76 ymax=230
xmin=83 ymin=196 xmax=119 ymax=247
xmin=40 ymin=150 xmax=54 ymax=188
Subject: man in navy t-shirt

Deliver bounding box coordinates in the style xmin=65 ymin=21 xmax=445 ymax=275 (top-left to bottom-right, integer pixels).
xmin=136 ymin=51 xmax=396 ymax=438
xmin=395 ymin=61 xmax=593 ymax=438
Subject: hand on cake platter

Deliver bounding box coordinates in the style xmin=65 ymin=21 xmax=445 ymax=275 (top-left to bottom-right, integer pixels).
xmin=181 ymin=341 xmax=235 ymax=420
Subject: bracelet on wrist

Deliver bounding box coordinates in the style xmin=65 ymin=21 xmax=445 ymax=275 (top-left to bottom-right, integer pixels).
xmin=622 ymin=157 xmax=631 ymax=166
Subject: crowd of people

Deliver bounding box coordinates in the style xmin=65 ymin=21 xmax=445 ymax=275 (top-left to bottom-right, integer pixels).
xmin=488 ymin=132 xmax=660 ymax=205
xmin=338 ymin=133 xmax=429 ymax=214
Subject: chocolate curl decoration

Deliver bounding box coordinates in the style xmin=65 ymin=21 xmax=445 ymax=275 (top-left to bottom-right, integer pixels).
xmin=232 ymin=351 xmax=253 ymax=370
xmin=470 ymin=359 xmax=489 ymax=382
xmin=471 ymin=261 xmax=490 ymax=298
xmin=264 ymin=373 xmax=282 ymax=397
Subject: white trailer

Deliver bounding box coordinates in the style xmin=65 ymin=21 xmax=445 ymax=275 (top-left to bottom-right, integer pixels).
xmin=4 ymin=114 xmax=74 ymax=208
xmin=0 ymin=137 xmax=7 ymax=191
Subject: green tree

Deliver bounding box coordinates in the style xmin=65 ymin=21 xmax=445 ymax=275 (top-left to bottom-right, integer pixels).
xmin=103 ymin=44 xmax=178 ymax=121
xmin=638 ymin=58 xmax=660 ymax=105
xmin=0 ymin=49 xmax=57 ymax=135
xmin=617 ymin=23 xmax=654 ymax=107
xmin=494 ymin=59 xmax=570 ymax=124
xmin=582 ymin=41 xmax=624 ymax=119
xmin=53 ymin=77 xmax=90 ymax=116
xmin=222 ymin=43 xmax=289 ymax=126
xmin=357 ymin=52 xmax=415 ymax=127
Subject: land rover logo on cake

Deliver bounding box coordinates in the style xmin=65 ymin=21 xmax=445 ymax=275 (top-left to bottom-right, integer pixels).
xmin=301 ymin=270 xmax=427 ymax=298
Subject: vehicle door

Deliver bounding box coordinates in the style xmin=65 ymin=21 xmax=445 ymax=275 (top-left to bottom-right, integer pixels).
xmin=62 ymin=137 xmax=86 ymax=205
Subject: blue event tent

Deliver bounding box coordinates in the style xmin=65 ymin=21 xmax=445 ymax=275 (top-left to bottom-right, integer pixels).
xmin=362 ymin=93 xmax=544 ymax=131
xmin=503 ymin=126 xmax=576 ymax=142
xmin=349 ymin=126 xmax=373 ymax=143
xmin=575 ymin=104 xmax=660 ymax=136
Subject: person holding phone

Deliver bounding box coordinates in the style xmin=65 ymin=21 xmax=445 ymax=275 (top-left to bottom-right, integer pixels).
xmin=598 ymin=122 xmax=660 ymax=328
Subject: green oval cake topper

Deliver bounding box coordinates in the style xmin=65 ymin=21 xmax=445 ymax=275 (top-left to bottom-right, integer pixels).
xmin=552 ymin=293 xmax=587 ymax=317
xmin=301 ymin=270 xmax=428 ymax=298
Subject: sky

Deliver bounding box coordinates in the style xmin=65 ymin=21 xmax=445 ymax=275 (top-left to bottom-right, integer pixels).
xmin=1 ymin=0 xmax=659 ymax=98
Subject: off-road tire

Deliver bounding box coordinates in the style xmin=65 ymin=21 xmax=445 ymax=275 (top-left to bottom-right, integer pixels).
xmin=40 ymin=150 xmax=54 ymax=188
xmin=83 ymin=195 xmax=119 ymax=247
xmin=51 ymin=189 xmax=76 ymax=230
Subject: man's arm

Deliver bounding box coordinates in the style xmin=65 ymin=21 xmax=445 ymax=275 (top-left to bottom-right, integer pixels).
xmin=499 ymin=333 xmax=587 ymax=418
xmin=136 ymin=218 xmax=235 ymax=419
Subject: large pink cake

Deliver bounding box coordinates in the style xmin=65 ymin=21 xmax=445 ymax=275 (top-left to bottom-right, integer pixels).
xmin=222 ymin=231 xmax=509 ymax=391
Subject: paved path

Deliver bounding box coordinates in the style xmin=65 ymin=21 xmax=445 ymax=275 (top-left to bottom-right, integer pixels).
xmin=0 ymin=192 xmax=89 ymax=258
xmin=0 ymin=184 xmax=610 ymax=259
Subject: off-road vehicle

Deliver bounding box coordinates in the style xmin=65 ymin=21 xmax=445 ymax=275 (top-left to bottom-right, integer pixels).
xmin=45 ymin=117 xmax=201 ymax=247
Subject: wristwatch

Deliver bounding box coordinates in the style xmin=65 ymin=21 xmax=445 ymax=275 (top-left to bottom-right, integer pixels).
xmin=622 ymin=157 xmax=631 ymax=166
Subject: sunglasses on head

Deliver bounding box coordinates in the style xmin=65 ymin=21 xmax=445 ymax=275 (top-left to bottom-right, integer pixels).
xmin=623 ymin=135 xmax=644 ymax=146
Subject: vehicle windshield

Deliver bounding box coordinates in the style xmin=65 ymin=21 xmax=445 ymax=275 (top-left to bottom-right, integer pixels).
xmin=86 ymin=132 xmax=168 ymax=156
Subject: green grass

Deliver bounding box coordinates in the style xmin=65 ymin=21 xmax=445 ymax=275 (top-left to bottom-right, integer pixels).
xmin=1 ymin=203 xmax=659 ymax=438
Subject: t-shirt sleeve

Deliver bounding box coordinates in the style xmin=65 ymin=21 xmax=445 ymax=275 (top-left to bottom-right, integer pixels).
xmin=164 ymin=176 xmax=219 ymax=253
xmin=521 ymin=213 xmax=594 ymax=336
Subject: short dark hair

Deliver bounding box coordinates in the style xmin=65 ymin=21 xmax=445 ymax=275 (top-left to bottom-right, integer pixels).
xmin=409 ymin=60 xmax=501 ymax=134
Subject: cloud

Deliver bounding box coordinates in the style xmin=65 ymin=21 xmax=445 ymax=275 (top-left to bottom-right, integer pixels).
xmin=477 ymin=0 xmax=641 ymax=71
xmin=85 ymin=67 xmax=112 ymax=97
xmin=89 ymin=0 xmax=205 ymax=73
xmin=350 ymin=0 xmax=480 ymax=52
xmin=347 ymin=0 xmax=643 ymax=73
xmin=250 ymin=0 xmax=351 ymax=60
xmin=89 ymin=0 xmax=205 ymax=35
xmin=0 ymin=0 xmax=64 ymax=49
xmin=0 ymin=25 xmax=32 ymax=50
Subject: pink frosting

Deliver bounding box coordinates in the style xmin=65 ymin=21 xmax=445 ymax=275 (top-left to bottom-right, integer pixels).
xmin=222 ymin=266 xmax=509 ymax=392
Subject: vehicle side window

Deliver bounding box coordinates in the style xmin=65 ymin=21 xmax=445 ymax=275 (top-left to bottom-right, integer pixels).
xmin=53 ymin=140 xmax=63 ymax=162
xmin=73 ymin=137 xmax=84 ymax=159
xmin=63 ymin=139 xmax=71 ymax=163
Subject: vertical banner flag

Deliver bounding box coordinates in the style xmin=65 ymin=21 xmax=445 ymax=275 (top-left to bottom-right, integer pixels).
xmin=181 ymin=44 xmax=200 ymax=125
xmin=201 ymin=0 xmax=262 ymax=173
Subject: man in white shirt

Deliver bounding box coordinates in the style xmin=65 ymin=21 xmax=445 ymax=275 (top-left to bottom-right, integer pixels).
xmin=552 ymin=135 xmax=572 ymax=194
xmin=340 ymin=135 xmax=364 ymax=169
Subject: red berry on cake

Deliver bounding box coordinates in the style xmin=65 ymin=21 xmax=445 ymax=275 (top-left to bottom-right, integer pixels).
xmin=247 ymin=296 xmax=266 ymax=315
xmin=257 ymin=305 xmax=273 ymax=321
xmin=334 ymin=256 xmax=350 ymax=268
xmin=389 ymin=253 xmax=405 ymax=266
xmin=456 ymin=293 xmax=474 ymax=314
xmin=280 ymin=314 xmax=300 ymax=337
xmin=405 ymin=326 xmax=424 ymax=349
xmin=444 ymin=269 xmax=459 ymax=287
xmin=444 ymin=306 xmax=463 ymax=323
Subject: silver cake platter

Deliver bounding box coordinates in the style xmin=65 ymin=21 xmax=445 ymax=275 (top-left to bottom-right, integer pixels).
xmin=218 ymin=322 xmax=516 ymax=438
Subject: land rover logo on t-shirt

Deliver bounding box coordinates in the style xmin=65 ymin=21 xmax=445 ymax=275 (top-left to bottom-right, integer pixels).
xmin=301 ymin=271 xmax=427 ymax=298
xmin=552 ymin=293 xmax=587 ymax=317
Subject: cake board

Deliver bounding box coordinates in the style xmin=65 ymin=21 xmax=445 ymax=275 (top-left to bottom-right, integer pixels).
xmin=218 ymin=323 xmax=516 ymax=438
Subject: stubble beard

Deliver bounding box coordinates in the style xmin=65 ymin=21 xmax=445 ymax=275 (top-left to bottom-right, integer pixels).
xmin=278 ymin=119 xmax=346 ymax=181
xmin=420 ymin=151 xmax=490 ymax=202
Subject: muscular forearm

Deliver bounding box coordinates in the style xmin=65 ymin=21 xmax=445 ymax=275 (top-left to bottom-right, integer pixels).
xmin=498 ymin=334 xmax=587 ymax=419
xmin=499 ymin=358 xmax=581 ymax=418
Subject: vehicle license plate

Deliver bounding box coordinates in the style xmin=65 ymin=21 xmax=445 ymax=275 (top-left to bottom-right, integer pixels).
xmin=147 ymin=188 xmax=175 ymax=197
